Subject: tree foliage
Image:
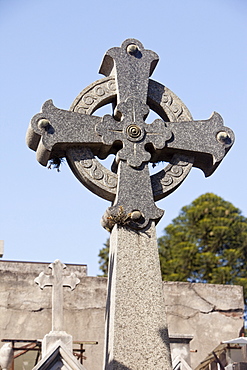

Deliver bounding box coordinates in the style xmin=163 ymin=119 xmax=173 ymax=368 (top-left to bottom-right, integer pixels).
xmin=98 ymin=193 xmax=247 ymax=300
xmin=158 ymin=193 xmax=247 ymax=300
xmin=98 ymin=238 xmax=109 ymax=277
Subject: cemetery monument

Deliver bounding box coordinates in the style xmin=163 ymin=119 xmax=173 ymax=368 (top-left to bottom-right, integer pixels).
xmin=33 ymin=259 xmax=85 ymax=369
xmin=26 ymin=39 xmax=234 ymax=369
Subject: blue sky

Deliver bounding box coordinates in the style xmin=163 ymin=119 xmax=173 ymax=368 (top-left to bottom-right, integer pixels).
xmin=0 ymin=0 xmax=246 ymax=276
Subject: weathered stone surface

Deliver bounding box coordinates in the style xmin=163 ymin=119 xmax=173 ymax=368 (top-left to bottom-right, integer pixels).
xmin=0 ymin=261 xmax=104 ymax=370
xmin=0 ymin=261 xmax=244 ymax=369
xmin=163 ymin=281 xmax=244 ymax=368
xmin=104 ymin=223 xmax=172 ymax=370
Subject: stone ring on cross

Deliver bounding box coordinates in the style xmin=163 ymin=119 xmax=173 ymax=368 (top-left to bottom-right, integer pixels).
xmin=26 ymin=39 xmax=234 ymax=230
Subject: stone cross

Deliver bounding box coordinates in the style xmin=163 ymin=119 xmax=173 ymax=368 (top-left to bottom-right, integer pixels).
xmin=27 ymin=39 xmax=234 ymax=369
xmin=35 ymin=259 xmax=80 ymax=332
xmin=26 ymin=38 xmax=234 ymax=231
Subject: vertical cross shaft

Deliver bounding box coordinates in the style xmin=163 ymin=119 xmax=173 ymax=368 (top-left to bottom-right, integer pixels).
xmin=99 ymin=38 xmax=158 ymax=105
xmin=98 ymin=40 xmax=173 ymax=368
xmin=52 ymin=260 xmax=65 ymax=331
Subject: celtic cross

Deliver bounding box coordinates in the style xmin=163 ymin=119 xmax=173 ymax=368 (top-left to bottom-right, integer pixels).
xmin=27 ymin=39 xmax=234 ymax=369
xmin=26 ymin=38 xmax=234 ymax=231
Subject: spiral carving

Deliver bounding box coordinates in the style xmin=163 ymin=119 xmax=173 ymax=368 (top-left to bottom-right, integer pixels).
xmin=127 ymin=124 xmax=141 ymax=138
xmin=66 ymin=146 xmax=117 ymax=201
xmin=151 ymin=155 xmax=194 ymax=201
xmin=92 ymin=165 xmax=104 ymax=180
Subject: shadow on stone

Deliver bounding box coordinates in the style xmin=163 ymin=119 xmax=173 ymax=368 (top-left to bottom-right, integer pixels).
xmin=159 ymin=327 xmax=172 ymax=353
xmin=106 ymin=360 xmax=132 ymax=370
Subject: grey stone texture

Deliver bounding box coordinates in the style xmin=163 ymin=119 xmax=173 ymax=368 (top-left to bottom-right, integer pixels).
xmin=26 ymin=38 xmax=234 ymax=230
xmin=0 ymin=261 xmax=244 ymax=369
xmin=104 ymin=223 xmax=171 ymax=369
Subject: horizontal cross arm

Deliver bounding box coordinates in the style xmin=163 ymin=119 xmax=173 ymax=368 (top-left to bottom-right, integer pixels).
xmin=157 ymin=112 xmax=234 ymax=177
xmin=62 ymin=273 xmax=80 ymax=290
xmin=26 ymin=100 xmax=103 ymax=166
xmin=34 ymin=271 xmax=54 ymax=289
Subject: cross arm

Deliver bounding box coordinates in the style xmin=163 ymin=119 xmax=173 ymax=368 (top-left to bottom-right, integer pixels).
xmin=34 ymin=271 xmax=53 ymax=289
xmin=26 ymin=100 xmax=103 ymax=166
xmin=154 ymin=112 xmax=234 ymax=177
xmin=34 ymin=260 xmax=80 ymax=291
xmin=62 ymin=273 xmax=80 ymax=290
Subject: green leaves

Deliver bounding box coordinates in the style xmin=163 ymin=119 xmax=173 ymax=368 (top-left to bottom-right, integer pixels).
xmin=158 ymin=193 xmax=247 ymax=302
xmin=98 ymin=193 xmax=247 ymax=303
xmin=98 ymin=239 xmax=109 ymax=277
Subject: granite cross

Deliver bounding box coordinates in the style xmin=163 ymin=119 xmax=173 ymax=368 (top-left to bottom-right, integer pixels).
xmin=26 ymin=38 xmax=234 ymax=231
xmin=27 ymin=39 xmax=234 ymax=369
xmin=35 ymin=259 xmax=80 ymax=332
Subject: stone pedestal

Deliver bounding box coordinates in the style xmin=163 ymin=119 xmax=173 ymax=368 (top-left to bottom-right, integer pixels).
xmin=104 ymin=222 xmax=172 ymax=370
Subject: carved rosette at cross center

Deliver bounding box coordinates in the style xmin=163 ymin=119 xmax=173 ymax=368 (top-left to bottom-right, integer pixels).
xmin=96 ymin=97 xmax=171 ymax=168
